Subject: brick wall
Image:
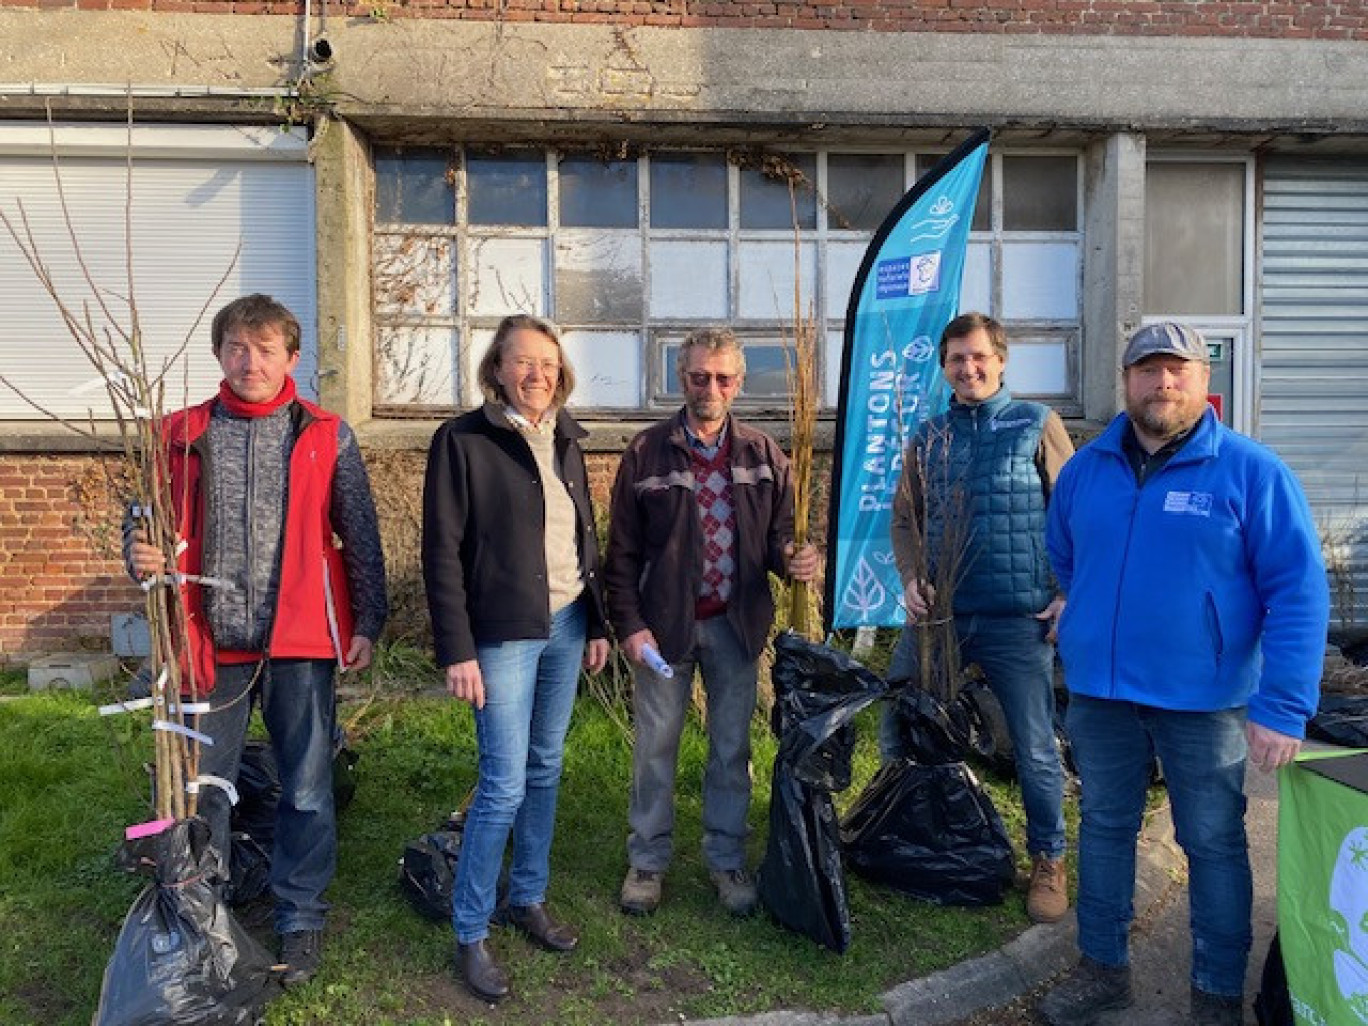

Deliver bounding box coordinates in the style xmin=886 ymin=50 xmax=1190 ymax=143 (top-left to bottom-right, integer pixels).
xmin=0 ymin=454 xmax=143 ymax=663
xmin=1 ymin=444 xmax=831 ymax=661
xmin=0 ymin=0 xmax=1362 ymax=38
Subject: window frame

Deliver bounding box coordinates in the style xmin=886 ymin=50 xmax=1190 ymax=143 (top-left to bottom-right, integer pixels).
xmin=369 ymin=144 xmax=1087 ymax=418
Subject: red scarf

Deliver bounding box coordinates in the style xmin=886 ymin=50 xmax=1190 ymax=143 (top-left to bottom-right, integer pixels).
xmin=216 ymin=376 xmax=297 ymax=418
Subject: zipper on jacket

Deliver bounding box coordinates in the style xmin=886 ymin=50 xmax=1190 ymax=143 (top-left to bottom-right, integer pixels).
xmin=1108 ymin=447 xmax=1190 ymax=696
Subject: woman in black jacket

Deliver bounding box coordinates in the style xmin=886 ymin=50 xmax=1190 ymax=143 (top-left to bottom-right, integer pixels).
xmin=422 ymin=314 xmax=609 ymax=1003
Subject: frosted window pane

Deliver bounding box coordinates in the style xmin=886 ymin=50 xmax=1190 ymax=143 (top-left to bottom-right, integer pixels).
xmin=375 ymin=148 xmax=453 ymax=225
xmin=662 ymin=341 xmax=789 ymax=398
xmin=464 ymin=328 xmax=493 ymax=407
xmin=825 ymin=328 xmax=843 ymax=408
xmin=373 ymin=234 xmax=456 ymax=318
xmin=1001 ymin=242 xmax=1079 ymax=320
xmin=1002 ymin=156 xmax=1078 ymax=231
xmin=738 ymin=240 xmax=816 ymax=321
xmin=959 ymin=241 xmax=992 ymax=314
xmin=554 ymin=230 xmax=643 ymax=324
xmin=468 ymin=237 xmax=547 ymax=317
xmin=375 ymin=326 xmax=458 ymax=405
xmin=650 ymin=240 xmax=728 ymax=319
xmin=740 ymin=345 xmax=790 ymax=398
xmin=740 ymin=154 xmax=817 ymax=229
xmin=650 ymin=153 xmax=727 ymax=229
xmin=1144 ymin=162 xmax=1244 ymax=316
xmin=468 ymin=152 xmax=547 ymax=227
xmin=560 ymin=156 xmax=638 ymax=229
xmin=560 ymin=330 xmax=641 ymax=407
xmin=827 ymin=154 xmax=905 ymax=231
xmin=825 ymin=241 xmax=866 ymax=320
xmin=1005 ymin=339 xmax=1070 ymax=396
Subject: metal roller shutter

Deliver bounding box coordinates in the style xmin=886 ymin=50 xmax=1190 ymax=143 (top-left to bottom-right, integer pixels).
xmin=1260 ymin=157 xmax=1368 ymax=624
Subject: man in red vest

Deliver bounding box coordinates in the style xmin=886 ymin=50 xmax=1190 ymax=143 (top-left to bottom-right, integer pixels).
xmin=126 ymin=294 xmax=387 ymax=987
xmin=605 ymin=327 xmax=818 ymax=918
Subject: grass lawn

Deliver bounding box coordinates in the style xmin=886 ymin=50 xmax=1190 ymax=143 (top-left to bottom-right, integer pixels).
xmin=0 ymin=656 xmax=1052 ymax=1026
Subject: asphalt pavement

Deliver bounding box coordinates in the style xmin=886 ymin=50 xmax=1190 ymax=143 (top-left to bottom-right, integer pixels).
xmin=668 ymin=759 xmax=1281 ymax=1026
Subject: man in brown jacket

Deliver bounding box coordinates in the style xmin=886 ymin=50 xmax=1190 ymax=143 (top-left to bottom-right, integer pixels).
xmin=605 ymin=327 xmax=818 ymax=917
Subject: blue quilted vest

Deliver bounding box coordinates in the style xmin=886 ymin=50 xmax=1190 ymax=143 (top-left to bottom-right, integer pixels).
xmin=917 ymin=389 xmax=1053 ymax=616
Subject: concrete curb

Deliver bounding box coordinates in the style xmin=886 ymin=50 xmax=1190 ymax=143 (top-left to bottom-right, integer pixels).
xmin=668 ymin=798 xmax=1183 ymax=1026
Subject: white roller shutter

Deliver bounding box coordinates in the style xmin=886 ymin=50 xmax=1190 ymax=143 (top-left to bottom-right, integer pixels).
xmin=0 ymin=123 xmax=316 ymax=420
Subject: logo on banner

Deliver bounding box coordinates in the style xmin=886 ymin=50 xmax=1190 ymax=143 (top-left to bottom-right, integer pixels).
xmin=876 ymin=258 xmax=911 ymax=300
xmin=906 ymin=195 xmax=960 ymax=246
xmin=907 ymin=335 xmax=935 ymax=363
xmin=1330 ymin=826 xmax=1368 ymax=1021
xmin=840 ymin=557 xmax=890 ymax=621
xmin=909 ymin=252 xmax=942 ymax=295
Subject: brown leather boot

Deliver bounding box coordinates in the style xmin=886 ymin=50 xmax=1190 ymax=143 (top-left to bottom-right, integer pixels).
xmin=457 ymin=938 xmax=510 ymax=1002
xmin=501 ymin=902 xmax=579 ymax=952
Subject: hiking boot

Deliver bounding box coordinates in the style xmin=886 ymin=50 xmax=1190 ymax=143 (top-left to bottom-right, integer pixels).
xmin=1026 ymin=854 xmax=1069 ymax=924
xmin=1037 ymin=956 xmax=1133 ymax=1025
xmin=709 ymin=868 xmax=758 ymax=916
xmin=278 ymin=929 xmax=324 ymax=987
xmin=1191 ymin=985 xmax=1243 ymax=1025
xmin=620 ymin=867 xmax=662 ymax=915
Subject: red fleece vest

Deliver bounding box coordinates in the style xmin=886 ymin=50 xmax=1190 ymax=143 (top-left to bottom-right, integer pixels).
xmin=162 ymin=396 xmax=353 ymax=695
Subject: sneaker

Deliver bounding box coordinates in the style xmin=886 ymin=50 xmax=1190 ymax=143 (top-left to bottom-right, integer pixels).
xmin=1026 ymin=854 xmax=1069 ymax=924
xmin=709 ymin=868 xmax=758 ymax=916
xmin=278 ymin=929 xmax=324 ymax=987
xmin=1191 ymin=985 xmax=1243 ymax=1025
xmin=620 ymin=867 xmax=662 ymax=915
xmin=1037 ymin=956 xmax=1133 ymax=1026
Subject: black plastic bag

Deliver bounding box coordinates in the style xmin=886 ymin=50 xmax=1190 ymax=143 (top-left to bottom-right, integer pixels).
xmin=94 ymin=817 xmax=279 ymax=1026
xmin=233 ymin=729 xmax=359 ymax=846
xmin=769 ymin=632 xmax=885 ymax=791
xmin=398 ymin=813 xmax=465 ymax=922
xmin=883 ymin=682 xmax=972 ymax=765
xmin=756 ymin=765 xmax=850 ymax=952
xmin=757 ymin=633 xmax=882 ymax=951
xmin=949 ymin=678 xmax=1017 ymax=778
xmin=231 ymin=741 xmax=281 ymax=849
xmin=1254 ymin=931 xmax=1293 ymax=1026
xmin=224 ymin=833 xmax=271 ymax=909
xmin=841 ymin=758 xmax=1015 ymax=906
xmin=1307 ymin=693 xmax=1368 ymax=749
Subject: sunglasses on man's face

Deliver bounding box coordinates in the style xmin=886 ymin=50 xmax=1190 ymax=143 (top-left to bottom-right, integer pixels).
xmin=685 ymin=370 xmax=738 ymax=389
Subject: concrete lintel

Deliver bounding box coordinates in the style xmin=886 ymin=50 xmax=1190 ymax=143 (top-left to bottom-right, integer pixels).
xmin=2 ymin=13 xmax=1368 ymax=138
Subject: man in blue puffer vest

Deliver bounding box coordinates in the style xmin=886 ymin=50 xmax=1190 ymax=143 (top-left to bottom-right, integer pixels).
xmin=886 ymin=311 xmax=1075 ymax=924
xmin=1037 ymin=322 xmax=1328 ymax=1026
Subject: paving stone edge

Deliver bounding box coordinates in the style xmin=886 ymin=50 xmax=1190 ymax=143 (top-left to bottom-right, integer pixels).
xmin=669 ymin=798 xmax=1182 ymax=1026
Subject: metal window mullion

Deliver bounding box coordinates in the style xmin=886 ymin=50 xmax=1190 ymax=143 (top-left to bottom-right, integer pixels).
xmin=990 ymin=153 xmax=1005 ymax=318
xmin=638 ymin=151 xmax=651 ymax=408
xmin=455 ymin=146 xmax=474 ymax=407
xmin=546 ymin=150 xmax=559 ymax=324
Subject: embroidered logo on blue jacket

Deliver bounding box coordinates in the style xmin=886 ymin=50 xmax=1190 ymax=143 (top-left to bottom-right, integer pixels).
xmin=1163 ymin=490 xmax=1213 ymax=516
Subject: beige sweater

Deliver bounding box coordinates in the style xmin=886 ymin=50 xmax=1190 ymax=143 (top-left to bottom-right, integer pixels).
xmin=519 ymin=419 xmax=585 ymax=615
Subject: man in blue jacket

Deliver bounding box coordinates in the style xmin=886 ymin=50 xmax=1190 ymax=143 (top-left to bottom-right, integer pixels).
xmin=1038 ymin=322 xmax=1329 ymax=1026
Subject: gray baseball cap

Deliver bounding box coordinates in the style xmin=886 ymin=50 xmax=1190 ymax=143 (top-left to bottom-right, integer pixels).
xmin=1122 ymin=322 xmax=1209 ymax=368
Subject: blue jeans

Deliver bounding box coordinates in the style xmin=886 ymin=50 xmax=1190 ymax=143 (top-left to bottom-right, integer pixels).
xmin=881 ymin=613 xmax=1066 ymax=859
xmin=1066 ymin=696 xmax=1251 ymax=998
xmin=451 ymin=598 xmax=586 ymax=944
xmin=627 ymin=615 xmax=758 ymax=873
xmin=195 ymin=657 xmax=338 ymax=934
